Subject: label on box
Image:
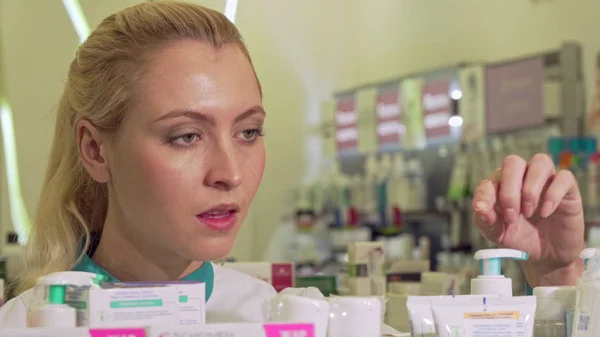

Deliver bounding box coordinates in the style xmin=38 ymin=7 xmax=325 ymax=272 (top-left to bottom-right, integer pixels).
xmin=263 ymin=323 xmax=314 ymax=337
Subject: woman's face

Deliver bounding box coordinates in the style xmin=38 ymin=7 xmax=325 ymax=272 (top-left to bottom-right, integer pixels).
xmin=104 ymin=40 xmax=265 ymax=261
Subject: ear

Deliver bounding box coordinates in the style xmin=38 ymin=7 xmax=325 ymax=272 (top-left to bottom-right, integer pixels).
xmin=77 ymin=119 xmax=111 ymax=183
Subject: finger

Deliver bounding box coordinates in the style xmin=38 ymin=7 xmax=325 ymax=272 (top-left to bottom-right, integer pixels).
xmin=499 ymin=155 xmax=527 ymax=224
xmin=473 ymin=178 xmax=504 ymax=243
xmin=521 ymin=153 xmax=556 ymax=218
xmin=539 ymin=169 xmax=579 ymax=218
xmin=473 ymin=179 xmax=499 ymax=223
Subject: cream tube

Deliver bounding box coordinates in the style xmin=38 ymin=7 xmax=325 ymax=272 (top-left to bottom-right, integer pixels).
xmin=406 ymin=295 xmax=496 ymax=337
xmin=431 ymin=296 xmax=536 ymax=337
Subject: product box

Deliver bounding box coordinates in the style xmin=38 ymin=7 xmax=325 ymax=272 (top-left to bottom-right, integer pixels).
xmin=147 ymin=322 xmax=314 ymax=337
xmin=347 ymin=241 xmax=384 ymax=265
xmin=223 ymin=262 xmax=294 ymax=292
xmin=65 ymin=282 xmax=205 ymax=328
xmin=106 ymin=281 xmax=206 ymax=325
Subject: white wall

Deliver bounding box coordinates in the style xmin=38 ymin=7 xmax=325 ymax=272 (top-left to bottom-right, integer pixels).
xmin=0 ymin=0 xmax=599 ymax=261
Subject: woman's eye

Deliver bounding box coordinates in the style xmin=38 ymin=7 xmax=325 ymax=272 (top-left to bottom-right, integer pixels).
xmin=170 ymin=133 xmax=200 ymax=147
xmin=238 ymin=128 xmax=264 ymax=142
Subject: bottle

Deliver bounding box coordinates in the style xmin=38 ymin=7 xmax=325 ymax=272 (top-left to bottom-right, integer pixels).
xmin=470 ymin=248 xmax=529 ymax=297
xmin=27 ymin=271 xmax=104 ymax=327
xmin=533 ymin=286 xmax=576 ymax=337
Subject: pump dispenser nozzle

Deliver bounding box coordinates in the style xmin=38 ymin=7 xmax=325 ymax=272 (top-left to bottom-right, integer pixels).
xmin=471 ymin=248 xmax=529 ymax=297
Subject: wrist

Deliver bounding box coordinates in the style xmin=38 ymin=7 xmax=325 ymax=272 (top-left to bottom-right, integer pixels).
xmin=522 ymin=258 xmax=584 ymax=288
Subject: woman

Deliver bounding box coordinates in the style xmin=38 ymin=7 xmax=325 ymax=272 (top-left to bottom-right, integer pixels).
xmin=0 ymin=0 xmax=586 ymax=329
xmin=0 ymin=1 xmax=273 ymax=327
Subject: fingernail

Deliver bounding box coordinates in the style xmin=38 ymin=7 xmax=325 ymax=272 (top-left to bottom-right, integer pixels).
xmin=475 ymin=201 xmax=489 ymax=211
xmin=522 ymin=202 xmax=534 ymax=218
xmin=504 ymin=208 xmax=518 ymax=224
xmin=540 ymin=201 xmax=554 ymax=218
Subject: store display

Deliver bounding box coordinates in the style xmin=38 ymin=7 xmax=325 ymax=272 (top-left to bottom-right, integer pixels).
xmin=471 ymin=248 xmax=529 ymax=297
xmin=430 ymin=296 xmax=536 ymax=337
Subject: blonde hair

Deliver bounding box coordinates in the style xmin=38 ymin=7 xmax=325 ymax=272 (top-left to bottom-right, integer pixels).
xmin=16 ymin=1 xmax=257 ymax=294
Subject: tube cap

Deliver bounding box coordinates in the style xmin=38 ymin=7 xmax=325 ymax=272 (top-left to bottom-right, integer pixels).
xmin=47 ymin=285 xmax=66 ymax=305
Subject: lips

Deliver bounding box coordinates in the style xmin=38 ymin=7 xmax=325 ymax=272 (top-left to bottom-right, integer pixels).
xmin=196 ymin=203 xmax=240 ymax=232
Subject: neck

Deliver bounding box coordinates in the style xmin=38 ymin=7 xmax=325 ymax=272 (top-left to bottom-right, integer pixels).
xmin=93 ymin=203 xmax=202 ymax=282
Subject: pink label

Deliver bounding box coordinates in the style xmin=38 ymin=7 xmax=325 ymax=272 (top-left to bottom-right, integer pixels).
xmin=89 ymin=328 xmax=146 ymax=337
xmin=376 ymin=86 xmax=403 ymax=146
xmin=422 ymin=78 xmax=451 ymax=139
xmin=271 ymin=263 xmax=294 ymax=292
xmin=263 ymin=323 xmax=315 ymax=337
xmin=485 ymin=57 xmax=544 ymax=133
xmin=335 ymin=95 xmax=359 ymax=152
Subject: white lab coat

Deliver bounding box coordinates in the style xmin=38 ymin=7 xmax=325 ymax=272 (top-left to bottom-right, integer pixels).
xmin=0 ymin=263 xmax=400 ymax=333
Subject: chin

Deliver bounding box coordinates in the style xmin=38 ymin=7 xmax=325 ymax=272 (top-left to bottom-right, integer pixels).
xmin=183 ymin=236 xmax=236 ymax=261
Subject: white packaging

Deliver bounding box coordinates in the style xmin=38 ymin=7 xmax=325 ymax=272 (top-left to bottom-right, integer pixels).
xmin=66 ymin=282 xmax=205 ymax=327
xmin=148 ymin=322 xmax=315 ymax=337
xmin=328 ymin=296 xmax=383 ymax=337
xmin=406 ymin=295 xmax=496 ymax=337
xmin=104 ymin=281 xmax=206 ymax=325
xmin=431 ymin=296 xmax=536 ymax=337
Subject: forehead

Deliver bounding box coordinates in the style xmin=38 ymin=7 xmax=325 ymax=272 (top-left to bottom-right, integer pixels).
xmin=131 ymin=39 xmax=261 ymax=121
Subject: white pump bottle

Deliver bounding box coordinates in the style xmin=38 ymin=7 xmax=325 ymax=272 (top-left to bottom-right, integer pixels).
xmin=471 ymin=248 xmax=529 ymax=297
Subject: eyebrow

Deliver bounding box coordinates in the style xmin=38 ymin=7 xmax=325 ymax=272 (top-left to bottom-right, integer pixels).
xmin=155 ymin=105 xmax=266 ymax=125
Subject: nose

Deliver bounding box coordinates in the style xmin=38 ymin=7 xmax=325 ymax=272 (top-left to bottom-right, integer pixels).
xmin=204 ymin=141 xmax=243 ymax=191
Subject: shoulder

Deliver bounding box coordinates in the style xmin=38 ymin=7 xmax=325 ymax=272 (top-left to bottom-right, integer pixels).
xmin=0 ymin=289 xmax=34 ymax=328
xmin=206 ymin=262 xmax=276 ymax=323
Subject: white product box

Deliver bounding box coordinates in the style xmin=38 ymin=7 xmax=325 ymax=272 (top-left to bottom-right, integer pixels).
xmin=105 ymin=281 xmax=206 ymax=325
xmin=347 ymin=241 xmax=384 ymax=265
xmin=148 ymin=322 xmax=315 ymax=337
xmin=222 ymin=262 xmax=294 ymax=292
xmin=65 ymin=282 xmax=205 ymax=327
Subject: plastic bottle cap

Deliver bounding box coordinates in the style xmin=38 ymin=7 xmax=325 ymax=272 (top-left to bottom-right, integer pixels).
xmin=533 ymin=286 xmax=576 ymax=321
xmin=48 ymin=285 xmax=66 ymax=305
xmin=37 ymin=271 xmax=104 ymax=287
xmin=579 ymin=248 xmax=598 ymax=259
xmin=474 ymin=249 xmax=529 ymax=276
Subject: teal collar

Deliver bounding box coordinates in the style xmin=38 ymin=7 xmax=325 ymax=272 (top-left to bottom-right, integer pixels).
xmin=72 ymin=254 xmax=214 ymax=301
